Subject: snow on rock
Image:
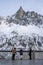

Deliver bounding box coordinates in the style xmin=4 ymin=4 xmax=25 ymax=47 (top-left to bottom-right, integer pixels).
xmin=0 ymin=23 xmax=43 ymax=36
xmin=0 ymin=7 xmax=43 ymax=58
xmin=0 ymin=22 xmax=43 ymax=50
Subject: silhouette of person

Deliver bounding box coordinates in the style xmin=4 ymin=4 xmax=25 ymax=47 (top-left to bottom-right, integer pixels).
xmin=20 ymin=48 xmax=23 ymax=60
xmin=29 ymin=48 xmax=32 ymax=60
xmin=12 ymin=48 xmax=16 ymax=60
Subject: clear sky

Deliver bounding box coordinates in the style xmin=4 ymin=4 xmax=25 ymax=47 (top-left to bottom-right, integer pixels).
xmin=0 ymin=0 xmax=43 ymax=16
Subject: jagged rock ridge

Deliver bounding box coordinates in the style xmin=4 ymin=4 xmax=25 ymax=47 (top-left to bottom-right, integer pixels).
xmin=5 ymin=6 xmax=43 ymax=25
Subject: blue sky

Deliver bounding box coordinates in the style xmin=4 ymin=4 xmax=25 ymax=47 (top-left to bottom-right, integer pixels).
xmin=0 ymin=0 xmax=43 ymax=16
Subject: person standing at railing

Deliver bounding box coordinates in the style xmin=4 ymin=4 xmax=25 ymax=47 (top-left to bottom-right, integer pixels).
xmin=20 ymin=48 xmax=23 ymax=60
xmin=12 ymin=48 xmax=16 ymax=60
xmin=29 ymin=48 xmax=32 ymax=60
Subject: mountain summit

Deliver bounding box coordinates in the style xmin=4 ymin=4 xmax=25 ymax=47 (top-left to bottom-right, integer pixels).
xmin=5 ymin=6 xmax=43 ymax=25
xmin=15 ymin=6 xmax=25 ymax=19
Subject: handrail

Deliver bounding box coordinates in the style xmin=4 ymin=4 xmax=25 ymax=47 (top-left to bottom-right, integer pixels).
xmin=0 ymin=50 xmax=43 ymax=52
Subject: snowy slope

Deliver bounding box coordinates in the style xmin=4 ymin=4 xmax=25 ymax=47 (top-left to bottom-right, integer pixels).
xmin=0 ymin=22 xmax=43 ymax=36
xmin=0 ymin=22 xmax=43 ymax=48
xmin=0 ymin=21 xmax=43 ymax=58
xmin=0 ymin=7 xmax=43 ymax=58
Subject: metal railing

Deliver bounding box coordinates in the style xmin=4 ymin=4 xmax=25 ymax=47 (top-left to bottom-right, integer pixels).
xmin=0 ymin=50 xmax=43 ymax=52
xmin=0 ymin=50 xmax=43 ymax=60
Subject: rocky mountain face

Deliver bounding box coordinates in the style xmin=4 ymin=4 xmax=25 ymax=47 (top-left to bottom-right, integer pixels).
xmin=0 ymin=7 xmax=43 ymax=58
xmin=15 ymin=6 xmax=25 ymax=19
xmin=5 ymin=6 xmax=43 ymax=25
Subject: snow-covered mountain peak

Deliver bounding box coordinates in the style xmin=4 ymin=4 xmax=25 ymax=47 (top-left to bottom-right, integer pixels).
xmin=4 ymin=7 xmax=43 ymax=26
xmin=0 ymin=7 xmax=43 ymax=52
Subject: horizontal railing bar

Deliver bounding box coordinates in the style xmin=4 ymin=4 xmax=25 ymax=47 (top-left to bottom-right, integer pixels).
xmin=0 ymin=50 xmax=43 ymax=52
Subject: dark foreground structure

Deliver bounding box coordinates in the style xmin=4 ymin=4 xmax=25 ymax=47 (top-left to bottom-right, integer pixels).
xmin=0 ymin=59 xmax=43 ymax=65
